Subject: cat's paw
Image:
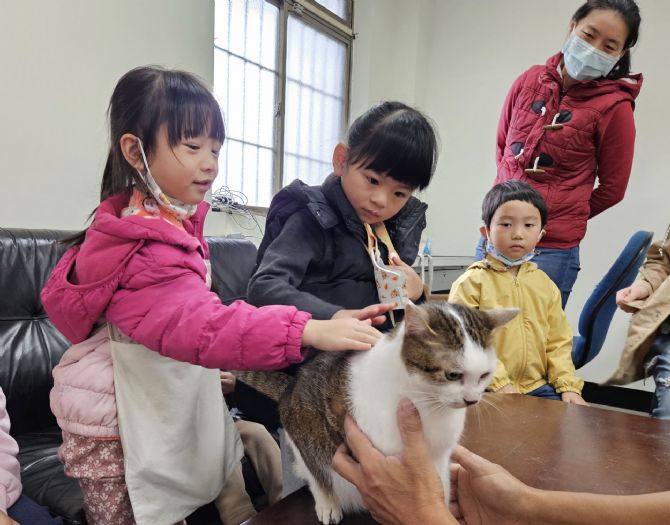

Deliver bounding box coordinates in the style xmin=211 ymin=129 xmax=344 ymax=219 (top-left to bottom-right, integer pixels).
xmin=315 ymin=503 xmax=344 ymax=524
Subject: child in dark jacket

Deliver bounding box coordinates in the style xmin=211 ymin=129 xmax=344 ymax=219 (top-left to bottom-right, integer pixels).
xmin=247 ymin=101 xmax=439 ymax=330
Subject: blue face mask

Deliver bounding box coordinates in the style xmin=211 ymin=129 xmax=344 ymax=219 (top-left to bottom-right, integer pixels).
xmin=562 ymin=32 xmax=620 ymax=81
xmin=485 ymin=240 xmax=536 ymax=267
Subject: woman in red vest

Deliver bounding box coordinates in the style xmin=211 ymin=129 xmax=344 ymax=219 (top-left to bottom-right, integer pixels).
xmin=479 ymin=0 xmax=642 ymax=307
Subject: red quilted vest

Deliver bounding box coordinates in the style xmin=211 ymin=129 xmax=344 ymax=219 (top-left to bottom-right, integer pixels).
xmin=496 ymin=52 xmax=642 ymax=248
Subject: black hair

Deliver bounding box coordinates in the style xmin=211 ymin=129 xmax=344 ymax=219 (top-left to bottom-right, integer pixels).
xmin=571 ymin=0 xmax=641 ymax=79
xmin=67 ymin=66 xmax=224 ymax=245
xmin=101 ymin=65 xmax=225 ymax=201
xmin=482 ymin=181 xmax=548 ymax=228
xmin=345 ymin=101 xmax=438 ymax=191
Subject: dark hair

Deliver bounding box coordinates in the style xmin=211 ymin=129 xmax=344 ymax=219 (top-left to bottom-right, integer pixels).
xmin=345 ymin=101 xmax=438 ymax=191
xmin=482 ymin=181 xmax=548 ymax=228
xmin=571 ymin=0 xmax=641 ymax=79
xmin=67 ymin=66 xmax=224 ymax=245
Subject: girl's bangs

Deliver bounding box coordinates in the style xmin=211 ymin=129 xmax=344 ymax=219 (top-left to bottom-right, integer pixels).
xmin=163 ymin=74 xmax=225 ymax=145
xmin=352 ymin=124 xmax=434 ymax=190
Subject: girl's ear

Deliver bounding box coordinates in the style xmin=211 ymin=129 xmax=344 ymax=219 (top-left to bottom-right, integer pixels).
xmin=119 ymin=133 xmax=145 ymax=172
xmin=538 ymin=228 xmax=546 ymax=241
xmin=332 ymin=143 xmax=348 ymax=177
xmin=479 ymin=225 xmax=488 ymax=239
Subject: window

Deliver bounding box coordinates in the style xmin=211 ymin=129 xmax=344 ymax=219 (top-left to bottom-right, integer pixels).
xmin=213 ymin=0 xmax=353 ymax=207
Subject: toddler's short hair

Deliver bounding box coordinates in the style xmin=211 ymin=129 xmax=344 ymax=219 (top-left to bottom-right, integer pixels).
xmin=482 ymin=180 xmax=548 ymax=228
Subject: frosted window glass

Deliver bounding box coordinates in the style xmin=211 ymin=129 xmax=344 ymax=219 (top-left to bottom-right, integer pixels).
xmin=284 ymin=15 xmax=346 ymax=187
xmin=315 ymin=0 xmax=348 ymax=20
xmin=213 ymin=0 xmax=278 ymax=205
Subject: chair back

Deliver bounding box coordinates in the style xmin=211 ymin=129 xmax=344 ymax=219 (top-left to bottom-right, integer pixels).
xmin=572 ymin=230 xmax=654 ymax=369
xmin=0 ymin=229 xmax=72 ymax=435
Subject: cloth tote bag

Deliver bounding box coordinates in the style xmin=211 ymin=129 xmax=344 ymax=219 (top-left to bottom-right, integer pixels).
xmin=110 ymin=325 xmax=243 ymax=525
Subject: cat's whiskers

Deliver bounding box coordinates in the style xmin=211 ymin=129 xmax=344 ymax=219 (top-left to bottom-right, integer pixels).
xmin=471 ymin=395 xmax=507 ymax=430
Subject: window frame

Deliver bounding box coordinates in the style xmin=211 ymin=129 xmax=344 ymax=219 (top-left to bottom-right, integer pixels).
xmin=214 ymin=0 xmax=355 ymax=211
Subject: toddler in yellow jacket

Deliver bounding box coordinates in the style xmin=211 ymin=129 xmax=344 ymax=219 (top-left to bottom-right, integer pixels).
xmin=449 ymin=181 xmax=585 ymax=403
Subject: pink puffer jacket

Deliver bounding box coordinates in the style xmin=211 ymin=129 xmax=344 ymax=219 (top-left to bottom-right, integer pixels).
xmin=44 ymin=193 xmax=310 ymax=437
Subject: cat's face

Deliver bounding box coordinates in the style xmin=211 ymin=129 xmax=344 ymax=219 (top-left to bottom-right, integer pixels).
xmin=400 ymin=302 xmax=517 ymax=409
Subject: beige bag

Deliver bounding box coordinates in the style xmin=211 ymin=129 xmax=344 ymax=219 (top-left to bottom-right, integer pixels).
xmin=110 ymin=325 xmax=243 ymax=525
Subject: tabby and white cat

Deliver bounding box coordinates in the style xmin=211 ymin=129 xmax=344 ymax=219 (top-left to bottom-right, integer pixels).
xmin=237 ymin=301 xmax=517 ymax=524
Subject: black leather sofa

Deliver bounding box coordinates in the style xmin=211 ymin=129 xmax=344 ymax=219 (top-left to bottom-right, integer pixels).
xmin=0 ymin=228 xmax=261 ymax=524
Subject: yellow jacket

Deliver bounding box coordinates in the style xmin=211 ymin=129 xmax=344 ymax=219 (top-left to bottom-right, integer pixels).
xmin=449 ymin=256 xmax=583 ymax=394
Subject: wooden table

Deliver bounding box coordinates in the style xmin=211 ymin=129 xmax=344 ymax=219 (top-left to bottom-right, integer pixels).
xmin=244 ymin=394 xmax=670 ymax=524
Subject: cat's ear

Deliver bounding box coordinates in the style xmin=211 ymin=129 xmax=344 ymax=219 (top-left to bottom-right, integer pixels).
xmin=404 ymin=302 xmax=434 ymax=336
xmin=480 ymin=308 xmax=518 ymax=330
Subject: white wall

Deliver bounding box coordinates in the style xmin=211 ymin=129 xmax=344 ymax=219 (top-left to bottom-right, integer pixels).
xmin=351 ymin=0 xmax=668 ymax=389
xmin=0 ymin=0 xmax=215 ymax=230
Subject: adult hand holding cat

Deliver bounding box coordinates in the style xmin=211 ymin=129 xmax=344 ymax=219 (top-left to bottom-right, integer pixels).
xmin=451 ymin=444 xmax=670 ymax=525
xmin=301 ymin=318 xmax=382 ymax=351
xmin=332 ymin=399 xmax=456 ymax=525
xmin=449 ymin=445 xmax=530 ymax=525
xmin=331 ymin=303 xmax=396 ymax=326
xmin=389 ymin=253 xmax=425 ymax=301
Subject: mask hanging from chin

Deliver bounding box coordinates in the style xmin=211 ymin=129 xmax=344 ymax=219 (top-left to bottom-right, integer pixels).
xmin=135 ymin=138 xmax=197 ymax=220
xmin=484 ymin=227 xmax=544 ymax=267
xmin=562 ymin=32 xmax=620 ymax=81
xmin=485 ymin=241 xmax=537 ymax=267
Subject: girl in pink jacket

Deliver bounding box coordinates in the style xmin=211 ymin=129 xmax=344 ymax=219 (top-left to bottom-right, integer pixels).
xmin=42 ymin=66 xmax=389 ymax=525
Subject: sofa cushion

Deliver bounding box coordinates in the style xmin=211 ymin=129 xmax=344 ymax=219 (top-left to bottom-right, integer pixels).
xmin=0 ymin=229 xmax=72 ymax=436
xmin=15 ymin=427 xmax=85 ymax=524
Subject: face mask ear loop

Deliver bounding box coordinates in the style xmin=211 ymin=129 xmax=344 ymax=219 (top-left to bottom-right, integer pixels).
xmin=136 ymin=137 xmax=151 ymax=176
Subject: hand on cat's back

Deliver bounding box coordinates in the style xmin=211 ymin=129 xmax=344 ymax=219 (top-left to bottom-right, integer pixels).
xmin=332 ymin=399 xmax=455 ymax=525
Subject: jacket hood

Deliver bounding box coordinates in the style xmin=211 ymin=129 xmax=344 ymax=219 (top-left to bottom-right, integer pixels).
xmin=41 ymin=192 xmax=210 ymax=343
xmin=544 ymin=52 xmax=643 ymax=103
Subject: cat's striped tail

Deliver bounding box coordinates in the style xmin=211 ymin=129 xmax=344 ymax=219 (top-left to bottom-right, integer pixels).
xmin=233 ymin=371 xmax=293 ymax=401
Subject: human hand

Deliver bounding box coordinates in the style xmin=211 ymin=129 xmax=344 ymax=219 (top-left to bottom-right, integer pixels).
xmin=302 ymin=318 xmax=383 ymax=351
xmin=220 ymin=371 xmax=236 ymax=395
xmin=332 ymin=399 xmax=453 ymax=525
xmin=331 ymin=303 xmax=396 ymax=326
xmin=390 ymin=253 xmax=425 ymax=301
xmin=449 ymin=445 xmax=532 ymax=525
xmin=561 ymin=392 xmax=587 ymax=405
xmin=615 ymin=281 xmax=650 ymax=312
xmin=0 ymin=510 xmax=19 ymax=525
xmin=495 ymin=384 xmax=518 ymax=394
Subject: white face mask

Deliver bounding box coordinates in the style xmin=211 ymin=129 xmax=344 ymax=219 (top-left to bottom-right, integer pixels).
xmin=136 ymin=138 xmax=197 ymax=220
xmin=562 ymin=32 xmax=620 ymax=81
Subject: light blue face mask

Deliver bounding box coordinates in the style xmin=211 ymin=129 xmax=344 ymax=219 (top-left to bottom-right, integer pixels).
xmin=485 ymin=240 xmax=537 ymax=267
xmin=562 ymin=32 xmax=620 ymax=81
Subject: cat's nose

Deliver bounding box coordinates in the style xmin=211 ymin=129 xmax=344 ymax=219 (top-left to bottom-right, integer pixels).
xmin=464 ymin=399 xmax=478 ymax=406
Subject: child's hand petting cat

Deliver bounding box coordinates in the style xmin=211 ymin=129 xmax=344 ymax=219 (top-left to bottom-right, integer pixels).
xmin=331 ymin=303 xmax=396 ymax=326
xmin=302 ymin=319 xmax=382 ymax=351
xmin=389 ymin=253 xmax=425 ymax=301
xmin=561 ymin=392 xmax=588 ymax=405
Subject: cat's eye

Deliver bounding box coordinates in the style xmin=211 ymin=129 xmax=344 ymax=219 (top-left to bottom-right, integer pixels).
xmin=446 ymin=371 xmax=463 ymax=381
xmin=480 ymin=372 xmax=491 ymax=381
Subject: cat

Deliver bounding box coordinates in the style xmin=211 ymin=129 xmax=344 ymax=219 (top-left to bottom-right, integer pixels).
xmin=236 ymin=301 xmax=517 ymax=525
